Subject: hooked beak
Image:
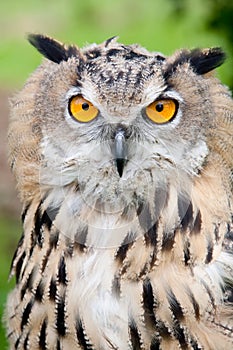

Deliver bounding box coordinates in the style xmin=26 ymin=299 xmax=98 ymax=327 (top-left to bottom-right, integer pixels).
xmin=114 ymin=129 xmax=127 ymax=177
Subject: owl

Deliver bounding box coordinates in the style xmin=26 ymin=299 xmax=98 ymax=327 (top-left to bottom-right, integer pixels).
xmin=5 ymin=34 xmax=233 ymax=350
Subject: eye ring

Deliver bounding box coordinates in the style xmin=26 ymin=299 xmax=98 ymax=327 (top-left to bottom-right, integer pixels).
xmin=68 ymin=95 xmax=99 ymax=123
xmin=145 ymin=98 xmax=178 ymax=124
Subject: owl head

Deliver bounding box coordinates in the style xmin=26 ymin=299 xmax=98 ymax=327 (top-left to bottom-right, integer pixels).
xmin=8 ymin=35 xmax=232 ymax=230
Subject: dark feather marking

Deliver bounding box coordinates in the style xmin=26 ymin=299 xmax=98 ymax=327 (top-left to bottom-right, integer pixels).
xmin=44 ymin=206 xmax=60 ymax=230
xmin=124 ymin=50 xmax=148 ymax=61
xmin=121 ymin=203 xmax=136 ymax=220
xmin=15 ymin=337 xmax=20 ymax=348
xmin=66 ymin=45 xmax=79 ymax=59
xmin=129 ymin=322 xmax=142 ymax=350
xmin=35 ymin=280 xmax=44 ymax=302
xmin=49 ymin=230 xmax=60 ymax=249
xmin=125 ymin=66 xmax=132 ymax=86
xmin=214 ymin=223 xmax=221 ymax=241
xmin=65 ymin=242 xmax=74 ymax=257
xmin=41 ymin=247 xmax=52 ymax=273
xmin=191 ymin=210 xmax=202 ymax=235
xmin=21 ymin=204 xmax=30 ymax=223
xmin=34 ymin=202 xmax=44 ymax=248
xmin=115 ymin=231 xmax=135 ymax=263
xmin=34 ymin=204 xmax=60 ymax=248
xmin=49 ymin=278 xmax=57 ymax=301
xmin=21 ymin=299 xmax=33 ymax=330
xmin=74 ymin=80 xmax=82 ymax=89
xmin=167 ymin=289 xmax=184 ymax=321
xmin=39 ymin=209 xmax=54 ymax=232
xmin=28 ymin=34 xmax=79 ymax=64
xmin=156 ymin=320 xmax=172 ymax=338
xmin=23 ymin=332 xmax=29 ymax=350
xmin=105 ymin=36 xmax=118 ymax=47
xmin=29 ymin=245 xmax=34 ymax=259
xmin=116 ymin=70 xmax=124 ymax=80
xmin=178 ymin=196 xmax=193 ymax=231
xmin=129 ymin=91 xmax=136 ymax=101
xmin=120 ymin=261 xmax=131 ymax=276
xmin=20 ymin=267 xmax=36 ymax=300
xmin=58 ymin=256 xmax=67 ymax=285
xmin=10 ymin=232 xmax=24 ymax=274
xmin=39 ymin=318 xmax=47 ymax=350
xmin=150 ymin=246 xmax=159 ymax=269
xmin=143 ymin=278 xmax=157 ymax=326
xmin=155 ymin=54 xmax=165 ymax=62
xmin=190 ymin=338 xmax=201 ymax=350
xmin=201 ymin=280 xmax=216 ymax=310
xmin=150 ymin=337 xmax=160 ymax=350
xmin=56 ymin=296 xmax=66 ymax=336
xmin=76 ymin=319 xmax=93 ymax=350
xmin=15 ymin=251 xmax=26 ymax=284
xmin=106 ymin=48 xmax=122 ymax=58
xmin=138 ymin=202 xmax=158 ymax=245
xmin=57 ymin=339 xmax=61 ymax=350
xmin=106 ymin=75 xmax=114 ymax=86
xmin=136 ymin=201 xmax=144 ymax=218
xmin=187 ymin=289 xmax=200 ymax=320
xmin=145 ymin=221 xmax=158 ymax=247
xmin=139 ymin=262 xmax=150 ymax=278
xmin=223 ymin=220 xmax=233 ymax=252
xmin=77 ymin=57 xmax=86 ymax=74
xmin=161 ymin=231 xmax=176 ymax=251
xmin=173 ymin=323 xmax=188 ymax=350
xmin=7 ymin=330 xmax=14 ymax=339
xmin=205 ymin=240 xmax=214 ymax=264
xmin=164 ymin=47 xmax=226 ymax=79
xmin=111 ymin=275 xmax=121 ymax=297
xmin=183 ymin=240 xmax=191 ymax=265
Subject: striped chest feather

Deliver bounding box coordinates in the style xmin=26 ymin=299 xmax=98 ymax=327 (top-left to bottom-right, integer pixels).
xmin=6 ymin=171 xmax=233 ymax=350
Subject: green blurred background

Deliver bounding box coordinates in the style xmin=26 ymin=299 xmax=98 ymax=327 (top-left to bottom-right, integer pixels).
xmin=0 ymin=0 xmax=232 ymax=347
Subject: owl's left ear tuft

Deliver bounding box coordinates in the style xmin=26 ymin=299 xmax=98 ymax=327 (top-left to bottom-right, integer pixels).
xmin=164 ymin=47 xmax=226 ymax=79
xmin=28 ymin=34 xmax=79 ymax=64
xmin=189 ymin=47 xmax=226 ymax=75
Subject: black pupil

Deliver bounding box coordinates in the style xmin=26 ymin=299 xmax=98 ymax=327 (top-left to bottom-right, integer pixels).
xmin=82 ymin=103 xmax=89 ymax=111
xmin=156 ymin=102 xmax=164 ymax=112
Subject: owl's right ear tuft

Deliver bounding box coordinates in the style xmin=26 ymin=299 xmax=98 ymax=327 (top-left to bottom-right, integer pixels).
xmin=28 ymin=34 xmax=79 ymax=64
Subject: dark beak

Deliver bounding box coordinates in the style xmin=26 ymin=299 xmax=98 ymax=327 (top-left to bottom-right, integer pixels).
xmin=114 ymin=129 xmax=127 ymax=177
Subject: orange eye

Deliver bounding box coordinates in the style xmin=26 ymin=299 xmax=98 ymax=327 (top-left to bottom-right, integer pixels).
xmin=145 ymin=99 xmax=178 ymax=124
xmin=69 ymin=95 xmax=98 ymax=123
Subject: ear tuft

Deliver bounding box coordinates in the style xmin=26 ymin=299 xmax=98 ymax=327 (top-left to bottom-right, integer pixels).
xmin=164 ymin=47 xmax=226 ymax=79
xmin=189 ymin=47 xmax=226 ymax=75
xmin=28 ymin=34 xmax=79 ymax=64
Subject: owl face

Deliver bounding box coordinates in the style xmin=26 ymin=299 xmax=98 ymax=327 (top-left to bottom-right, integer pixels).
xmin=9 ymin=35 xmax=227 ymax=216
xmin=27 ymin=35 xmax=224 ymax=213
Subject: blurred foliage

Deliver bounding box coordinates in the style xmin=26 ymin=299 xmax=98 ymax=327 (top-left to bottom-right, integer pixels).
xmin=0 ymin=0 xmax=232 ymax=347
xmin=206 ymin=0 xmax=233 ymax=90
xmin=0 ymin=0 xmax=232 ymax=88
xmin=169 ymin=0 xmax=233 ymax=90
xmin=207 ymin=0 xmax=233 ymax=40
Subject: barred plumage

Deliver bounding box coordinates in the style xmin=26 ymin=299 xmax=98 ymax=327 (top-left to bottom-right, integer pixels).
xmin=6 ymin=34 xmax=233 ymax=349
